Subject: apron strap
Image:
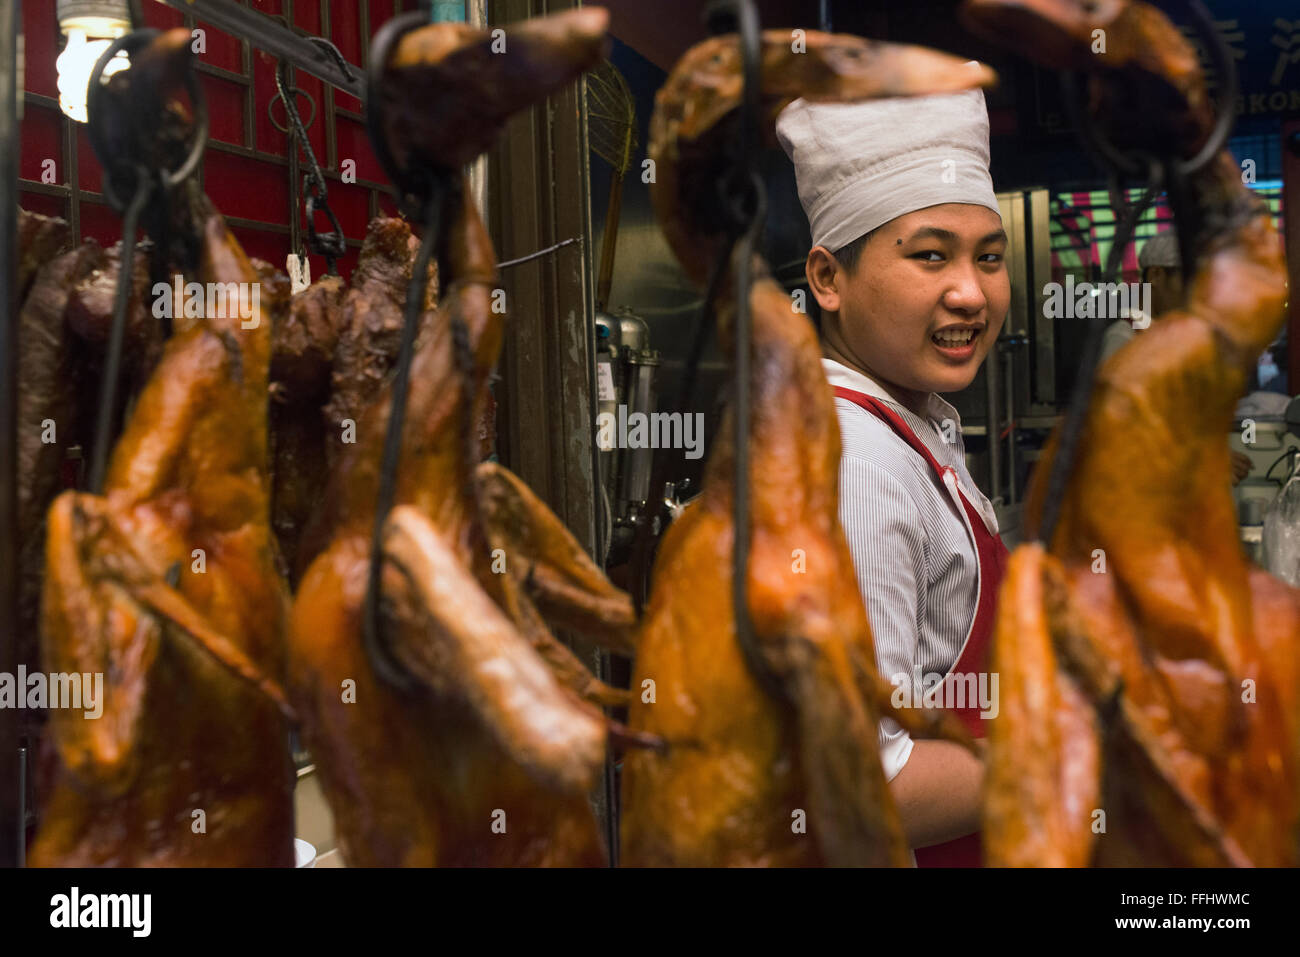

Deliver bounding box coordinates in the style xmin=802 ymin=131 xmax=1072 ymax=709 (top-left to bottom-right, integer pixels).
xmin=832 ymin=382 xmax=1009 ymax=868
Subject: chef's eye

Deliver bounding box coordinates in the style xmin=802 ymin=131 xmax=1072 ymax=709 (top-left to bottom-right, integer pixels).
xmin=911 ymin=250 xmax=944 ymax=262
xmin=979 ymin=252 xmax=1004 ymax=264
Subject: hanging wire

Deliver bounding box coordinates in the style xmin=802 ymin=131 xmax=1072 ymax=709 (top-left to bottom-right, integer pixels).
xmin=88 ymin=171 xmax=151 ymax=494
xmin=1035 ymin=0 xmax=1240 ymax=546
xmin=627 ymin=3 xmax=770 ymax=683
xmin=84 ymin=29 xmax=209 ymax=494
xmin=695 ymin=0 xmax=780 ymax=698
xmin=497 ymin=235 xmax=581 ymax=269
xmin=1036 ymin=159 xmax=1163 ymax=544
xmin=360 ymin=183 xmax=443 ymax=690
xmin=359 ymin=12 xmax=449 ymax=689
xmin=273 ymin=60 xmax=345 ymax=273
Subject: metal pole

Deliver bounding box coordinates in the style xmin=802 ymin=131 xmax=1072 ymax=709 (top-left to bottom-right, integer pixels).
xmin=0 ymin=0 xmax=21 ymax=870
xmin=155 ymin=0 xmax=364 ymax=100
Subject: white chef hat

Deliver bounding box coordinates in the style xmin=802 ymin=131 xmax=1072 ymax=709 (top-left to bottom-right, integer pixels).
xmin=1138 ymin=229 xmax=1180 ymax=268
xmin=776 ymin=83 xmax=1000 ymax=254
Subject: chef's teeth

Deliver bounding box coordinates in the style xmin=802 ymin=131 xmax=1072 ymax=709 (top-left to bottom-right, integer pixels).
xmin=933 ymin=330 xmax=976 ymax=345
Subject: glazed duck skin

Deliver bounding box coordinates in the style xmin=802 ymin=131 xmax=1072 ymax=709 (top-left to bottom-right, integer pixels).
xmin=288 ymin=8 xmax=639 ymax=867
xmin=32 ymin=196 xmax=294 ymax=866
xmin=28 ymin=31 xmax=294 ymax=866
xmin=964 ymin=0 xmax=1299 ymax=867
xmin=619 ymin=30 xmax=995 ymax=867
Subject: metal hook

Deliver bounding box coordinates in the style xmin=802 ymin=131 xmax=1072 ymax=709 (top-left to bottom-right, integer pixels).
xmin=365 ymin=11 xmax=443 ymax=223
xmin=83 ymin=29 xmax=210 ymax=495
xmin=85 ymin=29 xmax=209 ymax=214
xmin=1059 ymin=0 xmax=1238 ymax=182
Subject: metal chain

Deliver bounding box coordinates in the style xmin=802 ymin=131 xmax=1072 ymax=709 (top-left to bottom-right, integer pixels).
xmin=274 ymin=60 xmax=345 ymax=273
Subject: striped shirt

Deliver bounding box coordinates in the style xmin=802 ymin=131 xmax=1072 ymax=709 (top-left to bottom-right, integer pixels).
xmin=823 ymin=357 xmax=1000 ymax=783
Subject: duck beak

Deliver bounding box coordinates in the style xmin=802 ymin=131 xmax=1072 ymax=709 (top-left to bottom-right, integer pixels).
xmin=381 ymin=8 xmax=609 ymax=171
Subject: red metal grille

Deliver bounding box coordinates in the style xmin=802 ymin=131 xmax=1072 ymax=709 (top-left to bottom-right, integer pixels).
xmin=19 ymin=0 xmax=408 ymax=281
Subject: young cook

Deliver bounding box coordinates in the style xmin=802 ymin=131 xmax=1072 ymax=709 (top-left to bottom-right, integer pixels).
xmin=777 ymin=86 xmax=1010 ymax=866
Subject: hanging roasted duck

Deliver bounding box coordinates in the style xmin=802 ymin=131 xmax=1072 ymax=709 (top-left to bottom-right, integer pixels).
xmin=618 ymin=27 xmax=995 ymax=867
xmin=962 ymin=0 xmax=1299 ymax=867
xmin=30 ymin=30 xmax=295 ymax=866
xmin=284 ymin=217 xmax=435 ymax=579
xmin=289 ymin=7 xmax=642 ymax=867
xmin=270 ymin=217 xmax=435 ymax=581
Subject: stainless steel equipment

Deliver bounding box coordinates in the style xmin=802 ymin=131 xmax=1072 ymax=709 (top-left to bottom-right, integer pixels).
xmin=594 ymin=307 xmax=661 ymax=563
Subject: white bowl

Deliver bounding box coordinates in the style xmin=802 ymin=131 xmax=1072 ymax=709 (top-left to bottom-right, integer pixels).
xmin=294 ymin=838 xmax=317 ymax=868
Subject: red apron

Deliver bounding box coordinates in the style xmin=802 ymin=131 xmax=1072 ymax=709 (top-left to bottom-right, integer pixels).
xmin=832 ymin=386 xmax=1008 ymax=868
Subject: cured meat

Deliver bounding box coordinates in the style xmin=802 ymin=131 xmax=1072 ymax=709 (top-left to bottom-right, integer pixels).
xmin=30 ymin=30 xmax=294 ymax=866
xmin=287 ymin=8 xmax=638 ymax=867
xmin=963 ymin=0 xmax=1300 ymax=867
xmin=65 ymin=237 xmax=165 ymax=397
xmin=14 ymin=243 xmax=101 ymax=677
xmin=17 ymin=209 xmax=71 ymax=303
xmin=619 ymin=30 xmax=994 ymax=866
xmin=322 ymin=217 xmax=435 ymax=461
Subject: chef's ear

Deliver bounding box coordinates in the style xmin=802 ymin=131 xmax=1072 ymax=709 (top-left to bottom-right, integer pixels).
xmin=806 ymin=246 xmax=842 ymax=313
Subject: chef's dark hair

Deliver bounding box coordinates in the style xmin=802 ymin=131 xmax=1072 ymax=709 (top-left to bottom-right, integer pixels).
xmin=806 ymin=227 xmax=877 ymax=335
xmin=831 ymin=227 xmax=877 ymax=274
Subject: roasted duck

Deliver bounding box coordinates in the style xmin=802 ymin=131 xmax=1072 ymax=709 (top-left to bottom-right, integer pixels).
xmin=286 ymin=217 xmax=435 ymax=579
xmin=619 ymin=31 xmax=994 ymax=867
xmin=30 ymin=30 xmax=295 ymax=866
xmin=963 ymin=0 xmax=1300 ymax=867
xmin=288 ymin=7 xmax=640 ymax=867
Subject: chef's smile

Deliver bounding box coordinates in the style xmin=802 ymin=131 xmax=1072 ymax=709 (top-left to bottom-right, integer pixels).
xmin=930 ymin=323 xmax=984 ymax=362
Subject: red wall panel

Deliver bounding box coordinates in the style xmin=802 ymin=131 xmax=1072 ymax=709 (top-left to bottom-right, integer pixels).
xmin=22 ymin=0 xmax=58 ymax=100
xmin=143 ymin=4 xmax=188 ymax=31
xmin=22 ymin=2 xmax=404 ymax=285
xmin=75 ymin=124 xmax=102 ymax=195
xmin=205 ymin=150 xmax=290 ymax=223
xmin=335 ymin=115 xmax=385 ymax=185
xmin=79 ymin=201 xmax=127 ymax=248
xmin=205 ymin=76 xmax=247 ymax=146
xmin=19 ymin=106 xmax=61 ymax=184
xmin=234 ymin=225 xmax=294 ymax=268
xmin=195 ymin=18 xmax=245 ymax=72
xmin=20 ymin=192 xmax=64 ymax=221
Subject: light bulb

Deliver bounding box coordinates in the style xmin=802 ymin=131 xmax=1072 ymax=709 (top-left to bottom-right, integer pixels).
xmin=56 ymin=24 xmax=129 ymax=123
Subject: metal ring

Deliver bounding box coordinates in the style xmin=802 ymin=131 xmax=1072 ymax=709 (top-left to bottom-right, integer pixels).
xmin=86 ymin=28 xmax=209 ymax=211
xmin=1174 ymin=0 xmax=1238 ymax=176
xmin=268 ymin=86 xmax=317 ymax=134
xmin=365 ymin=10 xmax=439 ymax=220
xmin=1059 ymin=0 xmax=1238 ymax=180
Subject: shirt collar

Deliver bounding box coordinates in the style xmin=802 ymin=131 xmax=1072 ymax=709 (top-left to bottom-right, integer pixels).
xmin=820 ymin=357 xmax=962 ymax=430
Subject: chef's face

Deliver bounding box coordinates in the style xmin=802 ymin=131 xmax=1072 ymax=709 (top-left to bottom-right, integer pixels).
xmin=808 ymin=203 xmax=1009 ymax=403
